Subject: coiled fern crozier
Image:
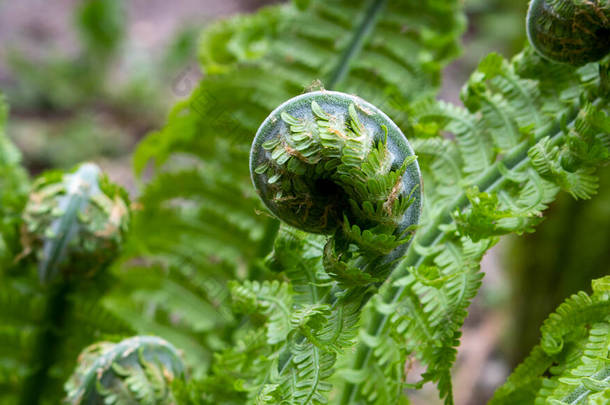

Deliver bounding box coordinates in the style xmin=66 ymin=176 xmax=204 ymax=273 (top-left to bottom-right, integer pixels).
xmin=0 ymin=148 xmax=133 ymax=404
xmin=250 ymin=90 xmax=422 ymax=260
xmin=526 ymin=0 xmax=610 ymax=65
xmin=0 ymin=0 xmax=609 ymax=404
xmin=64 ymin=336 xmax=186 ymax=404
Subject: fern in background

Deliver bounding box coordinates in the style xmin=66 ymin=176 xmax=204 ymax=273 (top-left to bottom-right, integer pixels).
xmin=0 ymin=92 xmax=30 ymax=402
xmin=5 ymin=0 xmax=125 ymax=111
xmin=0 ymin=107 xmax=134 ymax=404
xmin=0 ymin=93 xmax=29 ymax=266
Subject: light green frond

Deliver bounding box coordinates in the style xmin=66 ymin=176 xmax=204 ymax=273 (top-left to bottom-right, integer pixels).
xmin=490 ymin=276 xmax=610 ymax=405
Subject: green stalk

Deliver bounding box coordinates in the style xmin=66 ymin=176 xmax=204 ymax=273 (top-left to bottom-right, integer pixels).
xmin=249 ymin=218 xmax=281 ymax=279
xmin=17 ymin=164 xmax=116 ymax=405
xmin=326 ymin=0 xmax=388 ymax=89
xmin=19 ymin=282 xmax=72 ymax=405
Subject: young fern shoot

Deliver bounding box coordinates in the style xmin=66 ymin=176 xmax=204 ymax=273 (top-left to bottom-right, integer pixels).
xmin=241 ymin=90 xmax=422 ymax=403
xmin=65 ymin=336 xmax=187 ymax=404
xmin=14 ymin=163 xmax=130 ymax=405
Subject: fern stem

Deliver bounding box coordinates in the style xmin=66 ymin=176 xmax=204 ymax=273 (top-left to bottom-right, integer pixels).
xmin=19 ymin=282 xmax=72 ymax=405
xmin=339 ymin=100 xmax=589 ymax=403
xmin=249 ymin=218 xmax=280 ymax=279
xmin=326 ymin=0 xmax=388 ymax=89
xmin=257 ymin=218 xmax=280 ymax=258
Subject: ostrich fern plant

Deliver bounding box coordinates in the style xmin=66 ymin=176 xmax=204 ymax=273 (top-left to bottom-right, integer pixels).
xmin=0 ymin=0 xmax=609 ymax=404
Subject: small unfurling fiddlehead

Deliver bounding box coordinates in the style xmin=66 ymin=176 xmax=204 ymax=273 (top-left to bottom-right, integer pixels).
xmin=18 ymin=163 xmax=130 ymax=405
xmin=20 ymin=162 xmax=130 ymax=284
xmin=526 ymin=0 xmax=610 ymax=66
xmin=65 ymin=336 xmax=187 ymax=404
xmin=251 ymin=90 xmax=422 ymax=267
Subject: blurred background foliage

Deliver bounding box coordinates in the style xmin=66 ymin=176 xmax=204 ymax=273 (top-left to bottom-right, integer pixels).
xmin=0 ymin=0 xmax=202 ymax=172
xmin=0 ymin=0 xmax=607 ymax=404
xmin=0 ymin=0 xmax=530 ymax=172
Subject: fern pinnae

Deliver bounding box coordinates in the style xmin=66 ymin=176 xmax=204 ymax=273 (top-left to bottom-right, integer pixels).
xmin=231 ymin=280 xmax=293 ymax=345
xmin=490 ymin=277 xmax=610 ymax=405
xmin=411 ymin=99 xmax=492 ymax=175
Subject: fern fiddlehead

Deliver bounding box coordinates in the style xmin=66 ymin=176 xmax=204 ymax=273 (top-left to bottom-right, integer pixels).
xmin=245 ymin=90 xmax=422 ymax=402
xmin=17 ymin=163 xmax=130 ymax=405
xmin=251 ymin=90 xmax=422 ymax=287
xmin=251 ymin=90 xmax=422 ymax=250
xmin=20 ymin=163 xmax=130 ymax=284
xmin=64 ymin=336 xmax=186 ymax=404
xmin=526 ymin=0 xmax=610 ymax=66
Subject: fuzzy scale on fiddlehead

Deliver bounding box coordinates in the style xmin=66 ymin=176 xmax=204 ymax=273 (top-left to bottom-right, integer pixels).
xmin=250 ymin=91 xmax=422 ymax=267
xmin=64 ymin=336 xmax=187 ymax=404
xmin=526 ymin=0 xmax=610 ymax=66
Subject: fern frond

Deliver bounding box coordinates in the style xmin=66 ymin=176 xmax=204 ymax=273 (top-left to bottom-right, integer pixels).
xmin=339 ymin=49 xmax=610 ymax=404
xmin=282 ymin=340 xmax=335 ymax=404
xmin=0 ymin=92 xmax=29 ymax=267
xmin=267 ymin=227 xmax=330 ymax=305
xmin=490 ymin=276 xmax=610 ymax=405
xmin=230 ymin=280 xmax=293 ymax=345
